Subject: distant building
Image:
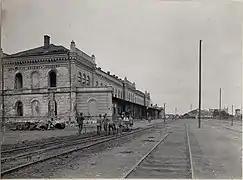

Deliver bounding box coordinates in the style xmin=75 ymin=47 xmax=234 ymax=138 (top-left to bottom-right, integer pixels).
xmin=235 ymin=109 xmax=241 ymax=117
xmin=183 ymin=109 xmax=213 ymax=119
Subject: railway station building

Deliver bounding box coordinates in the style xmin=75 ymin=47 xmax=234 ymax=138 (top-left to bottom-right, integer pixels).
xmin=0 ymin=35 xmax=163 ymax=124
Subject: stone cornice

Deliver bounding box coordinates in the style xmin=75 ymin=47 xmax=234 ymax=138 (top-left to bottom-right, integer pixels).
xmin=5 ymin=64 xmax=67 ymax=71
xmin=95 ymin=69 xmax=123 ymax=87
xmin=3 ymin=53 xmax=71 ymax=66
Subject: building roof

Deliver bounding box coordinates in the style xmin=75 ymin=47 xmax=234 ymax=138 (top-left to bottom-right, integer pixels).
xmin=4 ymin=44 xmax=69 ymax=58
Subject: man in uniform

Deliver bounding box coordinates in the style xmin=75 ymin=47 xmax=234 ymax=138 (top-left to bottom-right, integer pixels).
xmin=103 ymin=114 xmax=108 ymax=135
xmin=97 ymin=114 xmax=103 ymax=135
xmin=76 ymin=112 xmax=85 ymax=135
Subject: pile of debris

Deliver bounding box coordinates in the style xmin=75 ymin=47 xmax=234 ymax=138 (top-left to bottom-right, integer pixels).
xmin=9 ymin=121 xmax=66 ymax=131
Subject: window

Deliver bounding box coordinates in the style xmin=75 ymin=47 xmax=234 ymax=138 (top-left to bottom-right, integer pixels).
xmin=16 ymin=101 xmax=23 ymax=116
xmin=78 ymin=72 xmax=82 ymax=84
xmin=15 ymin=73 xmax=23 ymax=89
xmin=100 ymin=83 xmax=103 ymax=86
xmin=115 ymin=89 xmax=117 ymax=97
xmin=82 ymin=73 xmax=86 ymax=85
xmin=96 ymin=81 xmax=98 ymax=86
xmin=118 ymin=90 xmax=120 ymax=98
xmin=49 ymin=70 xmax=57 ymax=87
xmin=87 ymin=75 xmax=90 ymax=86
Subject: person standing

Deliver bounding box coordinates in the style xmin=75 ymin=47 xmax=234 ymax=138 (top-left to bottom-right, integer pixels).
xmin=77 ymin=112 xmax=85 ymax=135
xmin=97 ymin=114 xmax=103 ymax=135
xmin=118 ymin=115 xmax=123 ymax=135
xmin=103 ymin=114 xmax=108 ymax=135
xmin=129 ymin=115 xmax=134 ymax=131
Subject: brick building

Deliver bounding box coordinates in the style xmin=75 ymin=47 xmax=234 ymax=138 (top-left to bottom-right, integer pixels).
xmin=1 ymin=35 xmax=162 ymax=124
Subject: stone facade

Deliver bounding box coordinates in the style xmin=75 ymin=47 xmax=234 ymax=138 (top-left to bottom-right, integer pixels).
xmin=1 ymin=35 xmax=161 ymax=124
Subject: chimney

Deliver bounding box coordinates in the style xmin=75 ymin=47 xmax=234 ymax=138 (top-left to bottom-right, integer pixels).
xmin=107 ymin=71 xmax=110 ymax=75
xmin=44 ymin=35 xmax=50 ymax=48
xmin=70 ymin=40 xmax=76 ymax=52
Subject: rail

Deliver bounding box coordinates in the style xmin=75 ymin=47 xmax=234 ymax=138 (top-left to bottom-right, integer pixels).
xmin=122 ymin=132 xmax=171 ymax=178
xmin=1 ymin=122 xmax=165 ymax=177
xmin=185 ymin=123 xmax=195 ymax=179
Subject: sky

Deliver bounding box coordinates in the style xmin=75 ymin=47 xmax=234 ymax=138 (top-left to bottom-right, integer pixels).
xmin=1 ymin=0 xmax=243 ymax=114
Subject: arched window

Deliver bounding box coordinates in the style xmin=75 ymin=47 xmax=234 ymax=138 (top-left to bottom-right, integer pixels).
xmin=15 ymin=73 xmax=23 ymax=89
xmin=82 ymin=73 xmax=86 ymax=85
xmin=49 ymin=70 xmax=57 ymax=87
xmin=16 ymin=101 xmax=23 ymax=116
xmin=31 ymin=71 xmax=40 ymax=89
xmin=31 ymin=100 xmax=40 ymax=116
xmin=87 ymin=75 xmax=90 ymax=86
xmin=78 ymin=72 xmax=82 ymax=84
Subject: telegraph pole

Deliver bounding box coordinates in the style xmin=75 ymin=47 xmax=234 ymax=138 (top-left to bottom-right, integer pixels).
xmin=232 ymin=105 xmax=234 ymax=116
xmin=163 ymin=103 xmax=166 ymax=125
xmin=198 ymin=40 xmax=202 ymax=128
xmin=68 ymin=51 xmax=72 ymax=125
xmin=219 ymin=88 xmax=222 ymax=120
xmin=231 ymin=104 xmax=234 ymax=126
xmin=175 ymin=107 xmax=177 ymax=119
xmin=0 ymin=0 xmax=5 ymax=139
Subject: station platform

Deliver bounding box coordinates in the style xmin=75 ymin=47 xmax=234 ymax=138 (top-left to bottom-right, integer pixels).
xmin=186 ymin=119 xmax=242 ymax=179
xmin=2 ymin=119 xmax=164 ymax=145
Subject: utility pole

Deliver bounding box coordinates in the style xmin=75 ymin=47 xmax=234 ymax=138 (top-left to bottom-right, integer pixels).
xmin=175 ymin=107 xmax=177 ymax=120
xmin=198 ymin=40 xmax=202 ymax=128
xmin=231 ymin=104 xmax=234 ymax=126
xmin=232 ymin=105 xmax=234 ymax=116
xmin=164 ymin=103 xmax=166 ymax=125
xmin=219 ymin=88 xmax=222 ymax=120
xmin=68 ymin=51 xmax=72 ymax=125
xmin=0 ymin=0 xmax=5 ymax=140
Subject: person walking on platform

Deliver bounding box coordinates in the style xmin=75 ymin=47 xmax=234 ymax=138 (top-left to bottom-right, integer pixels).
xmin=103 ymin=114 xmax=108 ymax=135
xmin=97 ymin=114 xmax=103 ymax=135
xmin=129 ymin=115 xmax=134 ymax=131
xmin=118 ymin=115 xmax=123 ymax=135
xmin=108 ymin=118 xmax=116 ymax=135
xmin=77 ymin=112 xmax=85 ymax=135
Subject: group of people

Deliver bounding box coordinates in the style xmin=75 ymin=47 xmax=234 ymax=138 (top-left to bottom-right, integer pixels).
xmin=76 ymin=112 xmax=134 ymax=136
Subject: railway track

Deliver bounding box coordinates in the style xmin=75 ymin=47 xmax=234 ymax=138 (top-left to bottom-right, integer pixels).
xmin=221 ymin=126 xmax=242 ymax=133
xmin=1 ymin=120 xmax=175 ymax=177
xmin=123 ymin=123 xmax=194 ymax=179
